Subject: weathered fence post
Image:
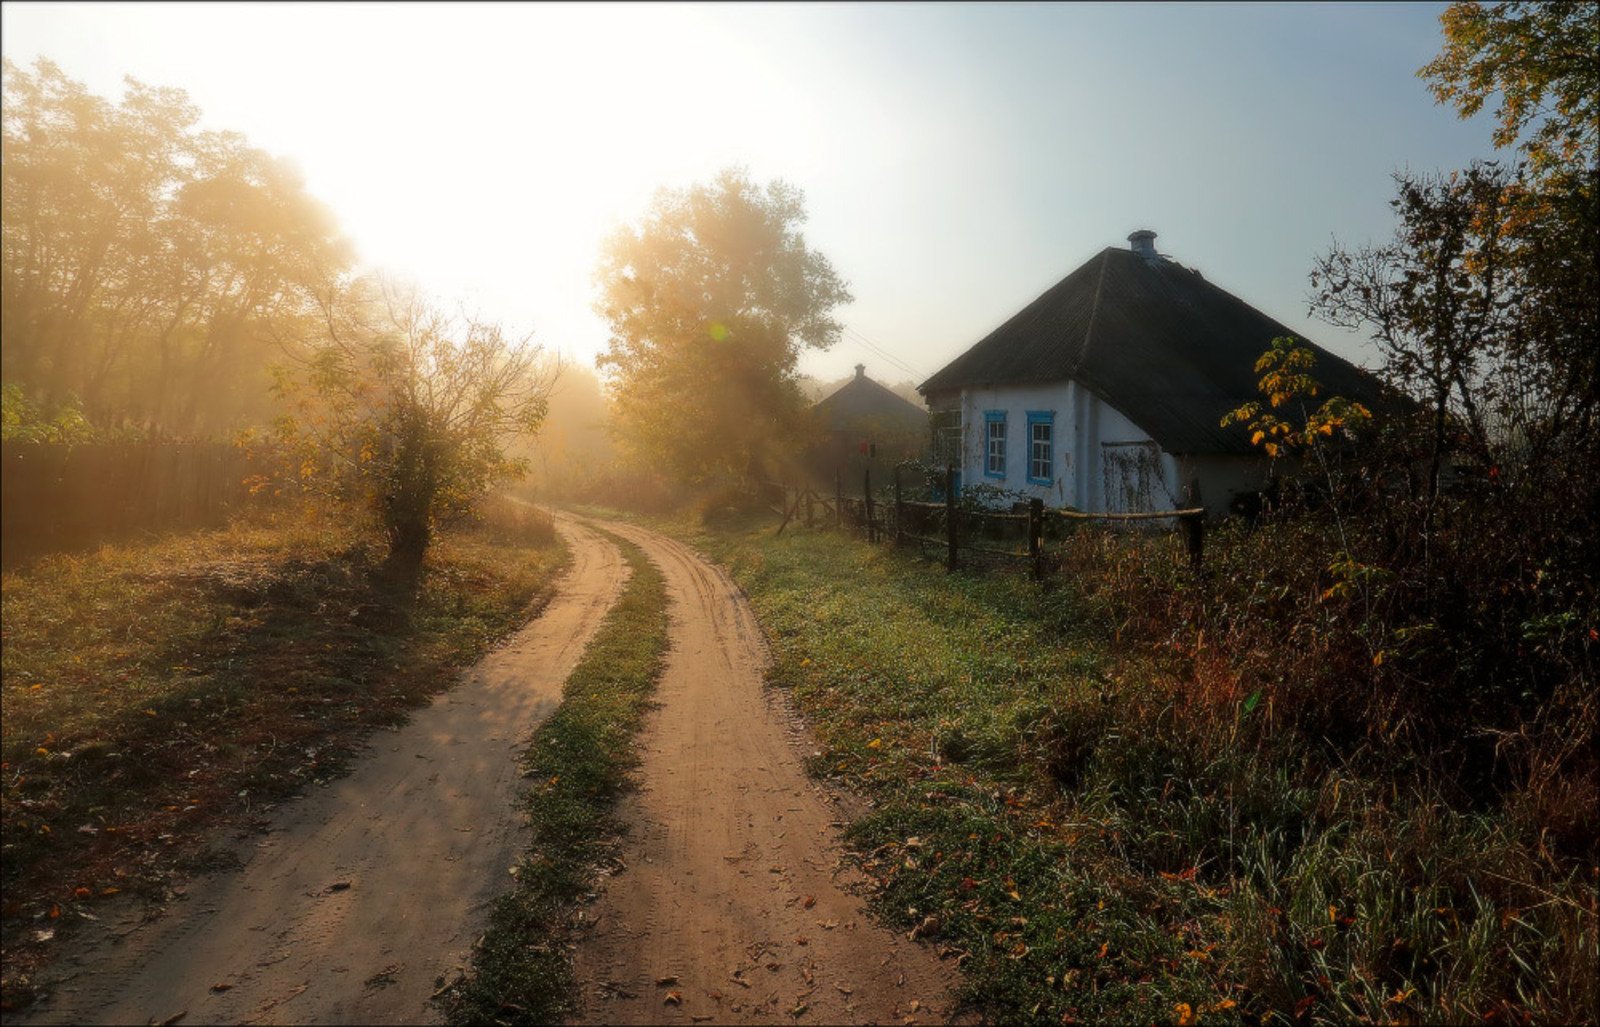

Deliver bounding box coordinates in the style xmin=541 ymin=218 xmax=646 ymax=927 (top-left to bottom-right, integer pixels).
xmin=944 ymin=463 xmax=958 ymax=572
xmin=1029 ymin=497 xmax=1044 ymax=581
xmin=893 ymin=464 xmax=905 ymax=547
xmin=1183 ymin=477 xmax=1205 ymax=572
xmin=835 ymin=468 xmax=843 ymax=530
xmin=774 ymin=485 xmax=801 ymax=537
xmin=863 ymin=468 xmax=875 ymax=543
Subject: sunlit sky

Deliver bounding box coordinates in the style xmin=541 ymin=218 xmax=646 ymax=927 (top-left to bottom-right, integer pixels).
xmin=3 ymin=2 xmax=1496 ymax=388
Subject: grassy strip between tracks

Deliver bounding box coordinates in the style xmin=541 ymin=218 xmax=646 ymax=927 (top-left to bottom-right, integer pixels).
xmin=444 ymin=532 xmax=669 ymax=1025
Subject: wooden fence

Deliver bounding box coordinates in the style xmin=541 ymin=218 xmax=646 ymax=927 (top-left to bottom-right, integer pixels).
xmin=1 ymin=441 xmax=262 ymax=568
xmin=763 ymin=463 xmax=1206 ymax=577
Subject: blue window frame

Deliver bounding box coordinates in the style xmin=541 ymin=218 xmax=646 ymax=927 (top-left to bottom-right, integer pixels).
xmin=983 ymin=410 xmax=1007 ymax=479
xmin=1026 ymin=411 xmax=1054 ymax=485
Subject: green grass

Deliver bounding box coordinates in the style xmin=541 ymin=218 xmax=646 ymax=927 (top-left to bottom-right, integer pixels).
xmin=444 ymin=535 xmax=669 ymax=1026
xmin=688 ymin=515 xmax=1597 ymax=1026
xmin=1 ymin=507 xmax=566 ymax=1009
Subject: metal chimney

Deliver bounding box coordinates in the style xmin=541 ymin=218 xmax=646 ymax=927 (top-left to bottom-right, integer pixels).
xmin=854 ymin=363 xmax=865 ymax=380
xmin=1127 ymin=229 xmax=1159 ymax=261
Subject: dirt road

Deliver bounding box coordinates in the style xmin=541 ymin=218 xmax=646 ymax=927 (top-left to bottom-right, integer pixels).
xmin=20 ymin=516 xmax=627 ymax=1026
xmin=570 ymin=521 xmax=959 ymax=1024
xmin=22 ymin=515 xmax=958 ymax=1025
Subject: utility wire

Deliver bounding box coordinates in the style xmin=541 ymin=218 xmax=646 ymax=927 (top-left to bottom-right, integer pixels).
xmin=840 ymin=325 xmax=926 ymax=382
xmin=849 ymin=326 xmax=929 ymax=382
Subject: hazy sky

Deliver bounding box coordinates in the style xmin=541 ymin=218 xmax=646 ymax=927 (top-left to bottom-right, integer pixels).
xmin=2 ymin=2 xmax=1497 ymax=387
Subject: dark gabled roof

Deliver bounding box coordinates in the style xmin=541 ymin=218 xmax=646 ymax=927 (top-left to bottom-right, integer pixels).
xmin=918 ymin=247 xmax=1387 ymax=454
xmin=813 ymin=371 xmax=928 ymax=433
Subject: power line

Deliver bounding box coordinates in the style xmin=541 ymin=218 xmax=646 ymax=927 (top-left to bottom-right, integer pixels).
xmin=840 ymin=326 xmax=925 ymax=382
xmin=847 ymin=325 xmax=928 ymax=381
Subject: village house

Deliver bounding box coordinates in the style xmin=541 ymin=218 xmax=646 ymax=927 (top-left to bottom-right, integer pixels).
xmin=918 ymin=230 xmax=1386 ymax=516
xmin=805 ymin=364 xmax=928 ymax=488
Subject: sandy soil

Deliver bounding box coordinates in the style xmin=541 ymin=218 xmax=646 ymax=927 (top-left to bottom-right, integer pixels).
xmin=569 ymin=520 xmax=960 ymax=1025
xmin=17 ymin=515 xmax=627 ymax=1026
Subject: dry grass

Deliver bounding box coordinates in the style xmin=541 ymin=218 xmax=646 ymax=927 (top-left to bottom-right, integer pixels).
xmin=0 ymin=504 xmax=565 ymax=1010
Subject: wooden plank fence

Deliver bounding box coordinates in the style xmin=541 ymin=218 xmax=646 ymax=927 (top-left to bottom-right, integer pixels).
xmin=1 ymin=441 xmax=265 ymax=568
xmin=761 ymin=462 xmax=1205 ymax=577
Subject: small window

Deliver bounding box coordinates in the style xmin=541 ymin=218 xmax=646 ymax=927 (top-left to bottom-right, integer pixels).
xmin=983 ymin=411 xmax=1006 ymax=479
xmin=1027 ymin=411 xmax=1054 ymax=484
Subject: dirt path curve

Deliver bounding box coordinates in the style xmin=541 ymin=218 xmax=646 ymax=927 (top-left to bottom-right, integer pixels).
xmin=572 ymin=519 xmax=960 ymax=1025
xmin=20 ymin=515 xmax=627 ymax=1026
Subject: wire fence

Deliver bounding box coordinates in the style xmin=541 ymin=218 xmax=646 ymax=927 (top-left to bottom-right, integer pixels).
xmin=761 ymin=462 xmax=1206 ymax=578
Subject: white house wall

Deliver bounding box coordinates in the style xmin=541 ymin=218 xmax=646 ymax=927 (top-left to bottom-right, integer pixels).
xmin=956 ymin=381 xmax=1181 ymax=511
xmin=1171 ymin=453 xmax=1271 ymax=517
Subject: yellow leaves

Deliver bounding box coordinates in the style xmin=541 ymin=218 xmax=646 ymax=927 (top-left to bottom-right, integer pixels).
xmin=1250 ymin=430 xmax=1265 ymax=445
xmin=867 ymin=737 xmax=883 ymax=749
xmin=1175 ymin=1001 xmax=1196 ymax=1026
xmin=1373 ymin=651 xmax=1386 ymax=666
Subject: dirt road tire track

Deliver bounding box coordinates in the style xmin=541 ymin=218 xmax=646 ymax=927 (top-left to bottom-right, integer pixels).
xmin=571 ymin=519 xmax=960 ymax=1025
xmin=18 ymin=515 xmax=627 ymax=1026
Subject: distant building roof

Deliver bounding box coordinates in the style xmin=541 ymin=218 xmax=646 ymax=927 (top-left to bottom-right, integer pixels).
xmin=814 ymin=364 xmax=928 ymax=433
xmin=919 ymin=240 xmax=1388 ymax=454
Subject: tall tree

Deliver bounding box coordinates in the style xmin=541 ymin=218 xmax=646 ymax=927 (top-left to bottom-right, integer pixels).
xmin=0 ymin=58 xmax=351 ymax=436
xmin=1307 ymin=2 xmax=1599 ymax=576
xmin=594 ymin=167 xmax=852 ymax=485
xmin=1419 ymin=1 xmax=1600 ymax=176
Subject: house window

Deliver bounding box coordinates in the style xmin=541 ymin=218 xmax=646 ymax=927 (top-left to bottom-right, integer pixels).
xmin=1027 ymin=411 xmax=1054 ymax=484
xmin=983 ymin=411 xmax=1006 ymax=479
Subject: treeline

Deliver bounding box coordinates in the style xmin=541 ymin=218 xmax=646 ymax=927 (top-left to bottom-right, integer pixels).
xmin=1 ymin=58 xmax=351 ymax=438
xmin=2 ymin=59 xmax=561 ymax=565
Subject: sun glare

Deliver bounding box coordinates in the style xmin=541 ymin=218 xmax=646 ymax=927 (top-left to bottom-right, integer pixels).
xmin=274 ymin=5 xmax=824 ymax=361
